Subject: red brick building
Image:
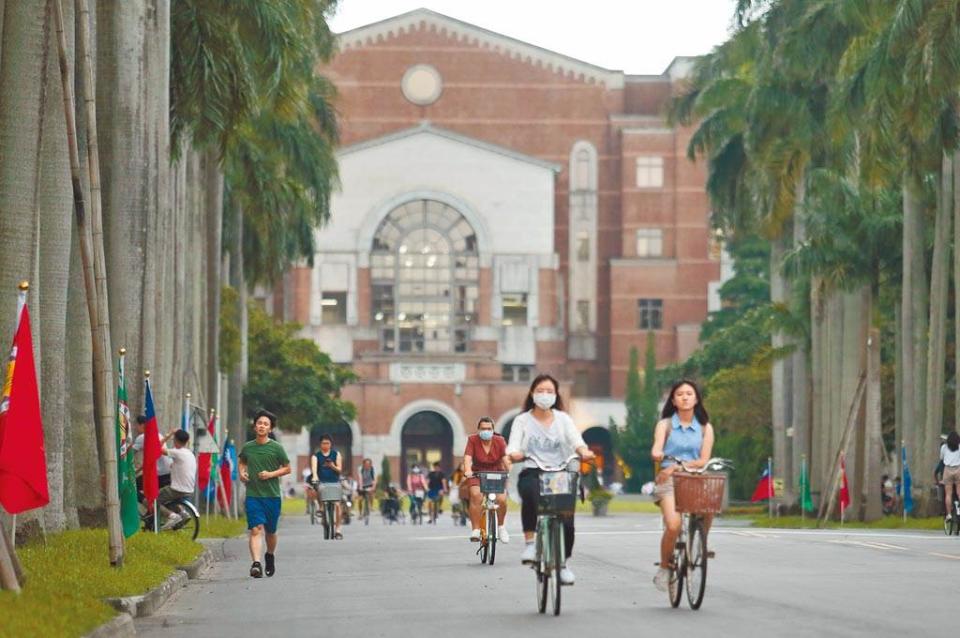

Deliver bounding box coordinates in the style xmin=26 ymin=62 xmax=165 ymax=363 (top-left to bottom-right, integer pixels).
xmin=272 ymin=9 xmax=724 ymax=483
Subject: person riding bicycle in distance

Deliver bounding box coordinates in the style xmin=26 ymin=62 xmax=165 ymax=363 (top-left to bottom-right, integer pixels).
xmin=311 ymin=433 xmax=344 ymax=539
xmin=463 ymin=416 xmax=511 ymax=542
xmin=506 ymin=373 xmax=594 ymax=585
xmin=650 ymin=379 xmax=716 ymax=592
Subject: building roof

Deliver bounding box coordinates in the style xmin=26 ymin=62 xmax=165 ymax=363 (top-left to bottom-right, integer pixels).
xmin=337 ymin=7 xmax=627 ymax=89
xmin=337 ymin=120 xmax=563 ymax=172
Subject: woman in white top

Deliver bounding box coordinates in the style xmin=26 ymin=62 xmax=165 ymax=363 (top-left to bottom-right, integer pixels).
xmin=940 ymin=431 xmax=960 ymax=520
xmin=507 ymin=373 xmax=594 ymax=585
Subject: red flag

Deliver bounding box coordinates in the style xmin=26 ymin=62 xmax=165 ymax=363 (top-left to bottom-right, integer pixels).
xmin=750 ymin=468 xmax=773 ymax=503
xmin=218 ymin=459 xmax=232 ymax=508
xmin=197 ymin=453 xmax=212 ymax=492
xmin=0 ymin=306 xmax=49 ymax=514
xmin=839 ymin=454 xmax=851 ymax=512
xmin=142 ymin=379 xmax=161 ymax=506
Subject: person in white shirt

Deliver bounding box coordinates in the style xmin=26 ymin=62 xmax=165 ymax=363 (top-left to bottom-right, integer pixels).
xmin=506 ymin=373 xmax=594 ymax=585
xmin=158 ymin=429 xmax=197 ymax=529
xmin=940 ymin=431 xmax=960 ymax=520
xmin=133 ymin=415 xmax=173 ymax=498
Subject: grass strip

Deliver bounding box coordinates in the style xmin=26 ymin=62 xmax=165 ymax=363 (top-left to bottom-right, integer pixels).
xmin=0 ymin=528 xmax=201 ymax=638
xmin=739 ymin=514 xmax=944 ymax=530
xmin=199 ymin=515 xmax=248 ymax=538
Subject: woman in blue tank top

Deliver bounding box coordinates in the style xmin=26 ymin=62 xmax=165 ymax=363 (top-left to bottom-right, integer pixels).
xmin=649 ymin=379 xmax=715 ymax=592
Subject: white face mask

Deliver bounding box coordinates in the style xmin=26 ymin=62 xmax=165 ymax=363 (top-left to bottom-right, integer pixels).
xmin=532 ymin=392 xmax=556 ymax=410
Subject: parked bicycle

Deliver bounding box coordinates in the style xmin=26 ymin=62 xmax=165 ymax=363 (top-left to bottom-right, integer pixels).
xmin=141 ymin=497 xmax=200 ymax=540
xmin=475 ymin=471 xmax=508 ymax=565
xmin=525 ymin=454 xmax=587 ymax=616
xmin=660 ymin=455 xmax=732 ymax=610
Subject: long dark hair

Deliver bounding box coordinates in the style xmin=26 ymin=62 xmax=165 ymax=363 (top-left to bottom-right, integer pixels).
xmin=948 ymin=431 xmax=960 ymax=452
xmin=660 ymin=379 xmax=709 ymax=424
xmin=523 ymin=373 xmax=565 ymax=412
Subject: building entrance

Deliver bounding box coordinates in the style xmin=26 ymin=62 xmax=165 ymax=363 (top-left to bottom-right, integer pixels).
xmin=400 ymin=410 xmax=453 ymax=483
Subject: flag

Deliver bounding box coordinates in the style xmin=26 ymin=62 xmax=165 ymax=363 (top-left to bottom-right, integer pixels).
xmin=799 ymin=456 xmax=814 ymax=513
xmin=142 ymin=378 xmax=161 ymax=507
xmin=197 ymin=453 xmax=213 ymax=493
xmin=116 ymin=353 xmax=139 ymax=538
xmin=0 ymin=303 xmax=48 ymax=514
xmin=218 ymin=440 xmax=238 ymax=508
xmin=203 ymin=412 xmax=220 ymax=500
xmin=839 ymin=453 xmax=851 ymax=513
xmin=901 ymin=445 xmax=913 ymax=514
xmin=751 ymin=466 xmax=774 ymax=502
xmin=181 ymin=395 xmax=189 ymax=432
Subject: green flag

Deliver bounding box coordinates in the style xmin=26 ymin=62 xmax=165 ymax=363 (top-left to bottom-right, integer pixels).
xmin=117 ymin=353 xmax=140 ymax=538
xmin=799 ymin=456 xmax=814 ymax=513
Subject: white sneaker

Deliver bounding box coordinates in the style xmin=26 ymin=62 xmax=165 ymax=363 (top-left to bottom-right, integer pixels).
xmin=521 ymin=542 xmax=536 ymax=564
xmin=498 ymin=526 xmax=510 ymax=543
xmin=559 ymin=567 xmax=575 ymax=585
xmin=653 ymin=567 xmax=670 ymax=592
xmin=470 ymin=528 xmax=481 ymax=541
xmin=161 ymin=513 xmax=182 ymax=530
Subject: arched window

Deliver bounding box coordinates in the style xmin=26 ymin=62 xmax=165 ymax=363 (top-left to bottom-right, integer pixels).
xmin=569 ymin=141 xmax=597 ymax=192
xmin=370 ymin=199 xmax=479 ymax=353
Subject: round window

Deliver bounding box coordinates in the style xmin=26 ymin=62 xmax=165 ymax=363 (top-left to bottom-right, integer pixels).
xmin=401 ymin=64 xmax=443 ymax=106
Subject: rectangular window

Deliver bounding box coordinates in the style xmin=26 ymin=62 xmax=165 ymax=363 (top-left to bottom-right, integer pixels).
xmin=635 ymin=156 xmax=664 ymax=188
xmin=573 ymin=370 xmax=590 ymax=396
xmin=321 ymin=292 xmax=347 ymax=325
xmin=576 ymin=231 xmax=590 ymax=262
xmin=636 ymin=228 xmax=663 ymax=257
xmin=637 ymin=298 xmax=663 ymax=330
xmin=501 ymin=365 xmax=533 ymax=382
xmin=576 ymin=300 xmax=590 ymax=332
xmin=501 ymin=293 xmax=528 ymax=326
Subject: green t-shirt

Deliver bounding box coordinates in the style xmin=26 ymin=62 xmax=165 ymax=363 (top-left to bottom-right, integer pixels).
xmin=240 ymin=439 xmax=290 ymax=498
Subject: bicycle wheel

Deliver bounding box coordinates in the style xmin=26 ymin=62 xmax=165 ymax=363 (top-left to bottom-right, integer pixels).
xmin=536 ymin=527 xmax=548 ymax=614
xmin=551 ymin=520 xmax=562 ymax=616
xmin=945 ymin=516 xmax=952 ymax=536
xmin=323 ymin=503 xmax=334 ymax=539
xmin=685 ymin=518 xmax=708 ymax=610
xmin=668 ymin=536 xmax=684 ymax=608
xmin=171 ymin=503 xmax=200 ymax=541
xmin=488 ymin=509 xmax=497 ymax=566
xmin=309 ymin=499 xmax=317 ymax=526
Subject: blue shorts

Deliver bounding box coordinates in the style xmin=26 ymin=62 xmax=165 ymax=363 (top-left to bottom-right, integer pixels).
xmin=245 ymin=496 xmax=281 ymax=534
xmin=428 ymin=489 xmax=442 ymax=501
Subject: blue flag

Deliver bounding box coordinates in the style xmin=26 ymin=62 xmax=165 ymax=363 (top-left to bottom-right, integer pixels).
xmin=901 ymin=445 xmax=913 ymax=514
xmin=222 ymin=440 xmax=238 ymax=481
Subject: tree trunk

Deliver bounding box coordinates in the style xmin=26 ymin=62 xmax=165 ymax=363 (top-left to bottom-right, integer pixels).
xmin=920 ymin=153 xmax=952 ymax=512
xmin=205 ymin=150 xmax=223 ymax=414
xmin=38 ymin=0 xmax=75 ymax=533
xmin=864 ymin=325 xmax=883 ymax=521
xmin=955 ymin=150 xmax=960 ymax=458
xmin=900 ymin=177 xmax=920 ymax=503
xmin=809 ymin=279 xmax=824 ymax=503
xmin=770 ymin=237 xmax=789 ymax=510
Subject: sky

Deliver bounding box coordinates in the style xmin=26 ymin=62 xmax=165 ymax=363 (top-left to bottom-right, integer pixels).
xmin=328 ymin=1 xmax=738 ymax=75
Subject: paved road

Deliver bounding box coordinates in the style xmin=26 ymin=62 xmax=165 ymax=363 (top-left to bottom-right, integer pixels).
xmin=138 ymin=510 xmax=956 ymax=637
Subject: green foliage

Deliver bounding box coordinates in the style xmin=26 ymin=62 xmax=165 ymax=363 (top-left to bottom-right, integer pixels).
xmin=611 ymin=334 xmax=659 ymax=491
xmin=708 ymin=357 xmax=773 ymax=499
xmin=219 ymin=285 xmax=241 ymax=372
xmin=378 ymin=456 xmax=392 ymax=492
xmin=0 ymin=528 xmax=201 ymax=637
xmin=243 ymin=303 xmax=356 ymax=432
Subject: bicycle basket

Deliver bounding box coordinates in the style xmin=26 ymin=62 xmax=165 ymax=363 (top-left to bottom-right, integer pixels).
xmin=538 ymin=471 xmax=579 ymax=515
xmin=478 ymin=472 xmax=507 ymax=494
xmin=319 ymin=483 xmax=343 ymax=502
xmin=673 ymin=473 xmax=726 ymax=514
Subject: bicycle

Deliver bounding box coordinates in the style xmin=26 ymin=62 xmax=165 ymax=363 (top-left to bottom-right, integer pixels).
xmin=409 ymin=490 xmax=425 ymax=525
xmin=315 ymin=482 xmax=343 ymax=540
xmin=475 ymin=471 xmax=507 ymax=566
xmin=525 ymin=454 xmax=585 ymax=616
xmin=660 ymin=456 xmax=732 ymax=610
xmin=358 ymin=487 xmax=374 ymax=525
xmin=141 ymin=497 xmax=200 ymax=540
xmin=305 ymin=483 xmax=319 ymax=526
xmin=939 ymin=483 xmax=960 ymax=535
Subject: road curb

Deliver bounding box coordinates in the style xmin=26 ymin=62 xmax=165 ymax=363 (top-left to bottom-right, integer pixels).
xmin=83 ymin=612 xmax=136 ymax=638
xmin=105 ymin=569 xmax=188 ymax=619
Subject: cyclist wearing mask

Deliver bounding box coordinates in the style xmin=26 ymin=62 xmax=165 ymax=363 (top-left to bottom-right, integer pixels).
xmin=507 ymin=374 xmax=594 ymax=585
xmin=463 ymin=416 xmax=510 ymax=542
xmin=650 ymin=379 xmax=715 ymax=592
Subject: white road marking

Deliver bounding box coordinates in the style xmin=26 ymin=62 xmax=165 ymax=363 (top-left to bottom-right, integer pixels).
xmin=928 ymin=552 xmax=960 ymax=560
xmin=828 ymin=540 xmax=907 ymax=551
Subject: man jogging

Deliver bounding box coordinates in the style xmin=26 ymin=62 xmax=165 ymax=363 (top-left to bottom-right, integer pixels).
xmin=239 ymin=409 xmax=290 ymax=578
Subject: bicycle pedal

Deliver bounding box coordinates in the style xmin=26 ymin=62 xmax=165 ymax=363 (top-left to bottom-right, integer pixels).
xmin=707 ymin=551 xmax=715 ymax=559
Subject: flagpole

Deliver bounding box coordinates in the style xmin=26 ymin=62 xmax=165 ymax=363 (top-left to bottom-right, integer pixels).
xmin=800 ymin=454 xmax=805 ymax=524
xmin=768 ymin=456 xmax=773 ymax=519
xmin=9 ymin=282 xmax=29 ymax=548
xmin=901 ymin=440 xmax=907 ymax=524
xmin=839 ymin=452 xmax=844 ymax=529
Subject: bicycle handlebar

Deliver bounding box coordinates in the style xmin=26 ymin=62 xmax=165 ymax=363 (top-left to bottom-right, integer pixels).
xmin=523 ymin=454 xmax=593 ymax=473
xmin=663 ymin=456 xmax=734 ymax=473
